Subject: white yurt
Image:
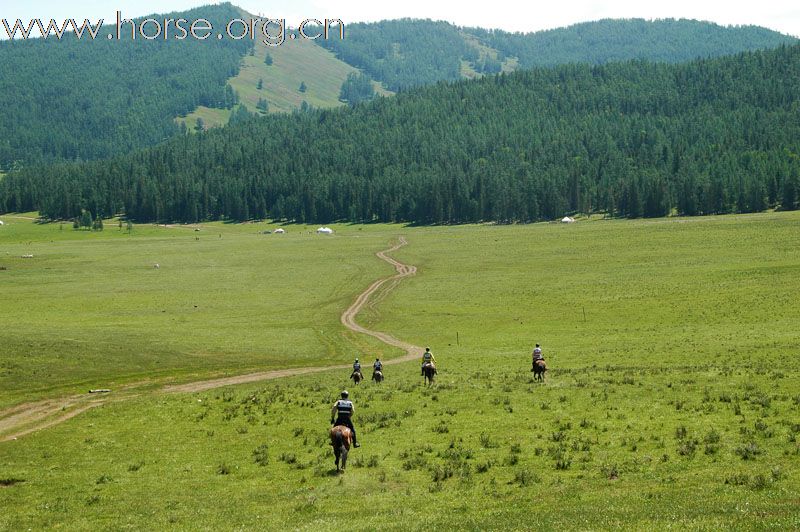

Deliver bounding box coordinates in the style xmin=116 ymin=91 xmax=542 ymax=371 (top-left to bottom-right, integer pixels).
xmin=560 ymin=216 xmax=575 ymax=224
xmin=316 ymin=227 xmax=334 ymax=234
xmin=274 ymin=228 xmax=286 ymax=234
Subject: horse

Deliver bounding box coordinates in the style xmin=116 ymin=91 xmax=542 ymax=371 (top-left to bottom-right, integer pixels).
xmin=422 ymin=362 xmax=436 ymax=385
xmin=532 ymin=359 xmax=547 ymax=382
xmin=350 ymin=371 xmax=363 ymax=385
xmin=372 ymin=370 xmax=384 ymax=383
xmin=329 ymin=425 xmax=352 ymax=471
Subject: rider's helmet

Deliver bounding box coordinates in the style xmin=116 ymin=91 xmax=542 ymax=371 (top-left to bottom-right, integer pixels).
xmin=355 ymin=358 xmax=359 ymax=363
xmin=425 ymin=347 xmax=430 ymax=351
xmin=341 ymin=390 xmax=349 ymax=399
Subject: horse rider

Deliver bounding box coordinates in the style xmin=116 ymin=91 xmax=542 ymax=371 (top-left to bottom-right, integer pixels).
xmin=421 ymin=347 xmax=436 ymax=376
xmin=330 ymin=390 xmax=360 ymax=447
xmin=352 ymin=358 xmax=363 ymax=379
xmin=373 ymin=357 xmax=383 ymax=376
xmin=532 ymin=344 xmax=544 ymax=368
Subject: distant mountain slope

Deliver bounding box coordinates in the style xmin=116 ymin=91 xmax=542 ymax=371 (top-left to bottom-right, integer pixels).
xmin=2 ymin=9 xmax=796 ymax=170
xmin=317 ymin=18 xmax=797 ymax=90
xmin=465 ymin=18 xmax=798 ymax=67
xmin=0 ymin=3 xmax=249 ymax=169
xmin=5 ymin=44 xmax=799 ymax=223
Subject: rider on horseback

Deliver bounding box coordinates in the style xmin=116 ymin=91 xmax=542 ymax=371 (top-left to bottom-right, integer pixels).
xmin=373 ymin=357 xmax=382 ymax=375
xmin=331 ymin=390 xmax=360 ymax=447
xmin=352 ymin=358 xmax=363 ymax=380
xmin=532 ymin=344 xmax=544 ymax=370
xmin=421 ymin=347 xmax=436 ymax=376
xmin=533 ymin=344 xmax=543 ymax=361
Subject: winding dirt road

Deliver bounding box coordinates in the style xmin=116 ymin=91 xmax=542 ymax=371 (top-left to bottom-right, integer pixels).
xmin=0 ymin=237 xmax=420 ymax=441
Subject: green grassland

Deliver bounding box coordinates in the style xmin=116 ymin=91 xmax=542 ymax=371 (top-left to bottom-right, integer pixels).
xmin=178 ymin=21 xmax=391 ymax=129
xmin=1 ymin=212 xmax=799 ymax=529
xmin=0 ymin=218 xmax=399 ymax=408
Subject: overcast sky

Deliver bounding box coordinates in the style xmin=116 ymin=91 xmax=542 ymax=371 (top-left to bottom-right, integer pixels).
xmin=3 ymin=0 xmax=799 ymax=37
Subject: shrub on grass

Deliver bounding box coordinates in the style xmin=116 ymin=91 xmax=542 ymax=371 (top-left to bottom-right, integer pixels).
xmin=735 ymin=442 xmax=761 ymax=460
xmin=433 ymin=421 xmax=449 ymax=434
xmin=252 ymin=444 xmax=269 ymax=466
xmin=601 ymin=463 xmax=619 ymax=480
xmin=554 ymin=455 xmax=572 ymax=470
xmin=749 ymin=474 xmax=768 ymax=490
xmin=476 ymin=460 xmax=493 ymax=474
xmin=704 ymin=429 xmax=721 ymax=444
xmin=430 ymin=464 xmax=454 ymax=482
xmin=724 ymin=473 xmax=749 ymax=486
xmin=278 ymin=453 xmax=297 ymax=464
xmin=512 ymin=469 xmax=540 ymax=486
xmin=479 ymin=432 xmax=498 ymax=448
xmin=677 ymin=439 xmax=698 ymax=457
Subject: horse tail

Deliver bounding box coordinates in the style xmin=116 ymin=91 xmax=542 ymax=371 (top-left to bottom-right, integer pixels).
xmin=332 ymin=430 xmax=344 ymax=448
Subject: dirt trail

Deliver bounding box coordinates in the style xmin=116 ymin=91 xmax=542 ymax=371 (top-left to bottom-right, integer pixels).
xmin=1 ymin=237 xmax=419 ymax=441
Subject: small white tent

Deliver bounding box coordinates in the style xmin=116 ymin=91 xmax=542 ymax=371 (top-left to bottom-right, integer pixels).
xmin=316 ymin=227 xmax=334 ymax=234
xmin=273 ymin=228 xmax=286 ymax=234
xmin=560 ymin=216 xmax=575 ymax=224
xmin=0 ymin=220 xmax=4 ymax=226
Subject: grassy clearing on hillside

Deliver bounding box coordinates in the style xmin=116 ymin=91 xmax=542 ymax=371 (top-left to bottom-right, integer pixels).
xmin=1 ymin=212 xmax=799 ymax=529
xmin=0 ymin=219 xmax=401 ymax=407
xmin=177 ymin=28 xmax=391 ymax=129
xmin=460 ymin=32 xmax=519 ymax=79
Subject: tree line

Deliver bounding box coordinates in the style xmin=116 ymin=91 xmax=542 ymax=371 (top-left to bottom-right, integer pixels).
xmin=1 ymin=44 xmax=799 ymax=224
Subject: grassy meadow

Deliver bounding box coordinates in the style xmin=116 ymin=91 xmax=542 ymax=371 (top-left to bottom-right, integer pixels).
xmin=0 ymin=217 xmax=398 ymax=408
xmin=1 ymin=211 xmax=799 ymax=529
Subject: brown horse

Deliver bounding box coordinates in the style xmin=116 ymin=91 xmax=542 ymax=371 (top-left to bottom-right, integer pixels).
xmin=372 ymin=370 xmax=384 ymax=383
xmin=329 ymin=425 xmax=352 ymax=471
xmin=350 ymin=371 xmax=363 ymax=385
xmin=532 ymin=359 xmax=547 ymax=382
xmin=422 ymin=363 xmax=436 ymax=385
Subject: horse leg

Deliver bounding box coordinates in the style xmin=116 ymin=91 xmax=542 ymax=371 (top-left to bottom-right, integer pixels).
xmin=340 ymin=446 xmax=348 ymax=470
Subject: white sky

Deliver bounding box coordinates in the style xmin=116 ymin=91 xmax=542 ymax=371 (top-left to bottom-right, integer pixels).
xmin=2 ymin=0 xmax=799 ymax=37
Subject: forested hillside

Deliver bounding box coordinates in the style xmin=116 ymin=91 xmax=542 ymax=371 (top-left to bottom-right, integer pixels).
xmin=3 ymin=44 xmax=799 ymax=224
xmin=316 ymin=19 xmax=471 ymax=91
xmin=0 ymin=3 xmax=249 ymax=169
xmin=464 ymin=18 xmax=796 ymax=68
xmin=2 ymin=11 xmax=795 ymax=170
xmin=317 ymin=18 xmax=795 ymax=90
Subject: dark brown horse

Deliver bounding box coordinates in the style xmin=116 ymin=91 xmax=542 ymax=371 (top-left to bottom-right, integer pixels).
xmin=372 ymin=370 xmax=384 ymax=383
xmin=422 ymin=363 xmax=436 ymax=385
xmin=532 ymin=359 xmax=546 ymax=382
xmin=350 ymin=371 xmax=363 ymax=385
xmin=329 ymin=425 xmax=352 ymax=471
